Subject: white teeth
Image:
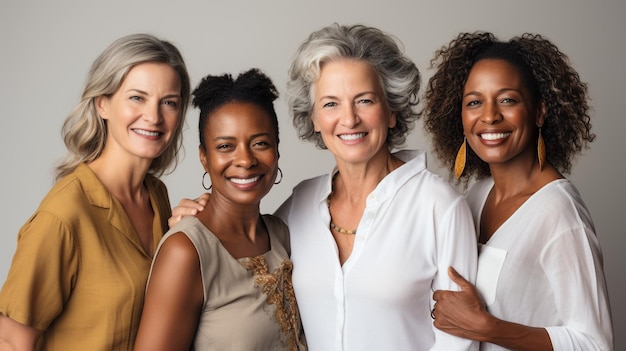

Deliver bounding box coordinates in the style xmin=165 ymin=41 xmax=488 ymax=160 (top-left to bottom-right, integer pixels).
xmin=339 ymin=132 xmax=366 ymax=140
xmin=134 ymin=129 xmax=160 ymax=137
xmin=230 ymin=176 xmax=260 ymax=185
xmin=480 ymin=132 xmax=511 ymax=140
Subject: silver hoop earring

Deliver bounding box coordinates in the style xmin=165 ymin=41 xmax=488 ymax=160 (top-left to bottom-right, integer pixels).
xmin=274 ymin=167 xmax=283 ymax=185
xmin=202 ymin=172 xmax=212 ymax=191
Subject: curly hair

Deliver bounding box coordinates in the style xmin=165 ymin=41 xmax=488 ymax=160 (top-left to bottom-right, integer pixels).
xmin=423 ymin=32 xmax=594 ymax=186
xmin=286 ymin=23 xmax=421 ymax=150
xmin=55 ymin=33 xmax=190 ymax=181
xmin=192 ymin=68 xmax=280 ymax=149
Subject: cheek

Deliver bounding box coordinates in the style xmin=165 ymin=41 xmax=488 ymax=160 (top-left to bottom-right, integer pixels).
xmin=165 ymin=110 xmax=181 ymax=126
xmin=262 ymin=152 xmax=279 ymax=168
xmin=314 ymin=116 xmax=334 ymax=139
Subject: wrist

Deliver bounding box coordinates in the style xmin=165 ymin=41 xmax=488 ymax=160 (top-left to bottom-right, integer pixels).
xmin=474 ymin=311 xmax=500 ymax=343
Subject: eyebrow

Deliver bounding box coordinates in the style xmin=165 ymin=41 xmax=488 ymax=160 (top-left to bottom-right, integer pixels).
xmin=125 ymin=88 xmax=181 ymax=99
xmin=318 ymin=91 xmax=377 ymax=101
xmin=212 ymin=132 xmax=272 ymax=142
xmin=463 ymin=88 xmax=521 ymax=98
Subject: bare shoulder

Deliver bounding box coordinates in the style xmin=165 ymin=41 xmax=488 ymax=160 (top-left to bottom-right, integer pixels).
xmin=153 ymin=232 xmax=200 ymax=271
xmin=146 ymin=231 xmax=203 ymax=305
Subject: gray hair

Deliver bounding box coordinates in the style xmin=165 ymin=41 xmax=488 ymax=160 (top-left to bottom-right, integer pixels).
xmin=286 ymin=23 xmax=421 ymax=150
xmin=55 ymin=33 xmax=190 ymax=181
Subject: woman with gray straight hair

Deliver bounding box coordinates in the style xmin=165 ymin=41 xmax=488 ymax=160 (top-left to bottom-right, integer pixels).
xmin=0 ymin=33 xmax=190 ymax=350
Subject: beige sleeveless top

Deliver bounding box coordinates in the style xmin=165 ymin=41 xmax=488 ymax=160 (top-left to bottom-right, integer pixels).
xmin=158 ymin=214 xmax=306 ymax=350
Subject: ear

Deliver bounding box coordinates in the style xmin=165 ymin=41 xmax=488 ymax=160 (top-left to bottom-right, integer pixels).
xmin=95 ymin=96 xmax=110 ymax=120
xmin=198 ymin=145 xmax=209 ymax=172
xmin=388 ymin=112 xmax=397 ymax=129
xmin=311 ymin=112 xmax=320 ymax=133
xmin=536 ymin=101 xmax=547 ymax=127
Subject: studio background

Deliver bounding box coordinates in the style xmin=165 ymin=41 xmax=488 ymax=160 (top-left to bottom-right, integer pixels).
xmin=2 ymin=0 xmax=624 ymax=348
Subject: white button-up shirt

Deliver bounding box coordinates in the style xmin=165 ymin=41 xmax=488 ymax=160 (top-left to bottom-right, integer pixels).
xmin=276 ymin=150 xmax=478 ymax=351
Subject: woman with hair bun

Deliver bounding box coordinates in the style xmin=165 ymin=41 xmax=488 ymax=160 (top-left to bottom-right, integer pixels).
xmin=134 ymin=68 xmax=306 ymax=351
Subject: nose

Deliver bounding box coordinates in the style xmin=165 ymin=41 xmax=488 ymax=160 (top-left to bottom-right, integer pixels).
xmin=339 ymin=103 xmax=360 ymax=128
xmin=480 ymin=101 xmax=503 ymax=124
xmin=143 ymin=101 xmax=163 ymax=125
xmin=234 ymin=146 xmax=257 ymax=169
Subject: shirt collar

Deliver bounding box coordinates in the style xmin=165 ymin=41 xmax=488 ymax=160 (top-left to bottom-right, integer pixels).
xmin=322 ymin=149 xmax=428 ymax=203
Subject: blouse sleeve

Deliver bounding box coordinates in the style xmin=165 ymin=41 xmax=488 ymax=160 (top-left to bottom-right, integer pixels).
xmin=0 ymin=211 xmax=78 ymax=331
xmin=430 ymin=196 xmax=479 ymax=351
xmin=541 ymin=225 xmax=613 ymax=350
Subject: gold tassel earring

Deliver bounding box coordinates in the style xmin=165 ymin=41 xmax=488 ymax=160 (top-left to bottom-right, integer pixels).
xmin=454 ymin=137 xmax=467 ymax=179
xmin=537 ymin=127 xmax=546 ymax=171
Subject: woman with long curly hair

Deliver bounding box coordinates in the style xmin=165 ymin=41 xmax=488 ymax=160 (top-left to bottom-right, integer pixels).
xmin=424 ymin=32 xmax=613 ymax=350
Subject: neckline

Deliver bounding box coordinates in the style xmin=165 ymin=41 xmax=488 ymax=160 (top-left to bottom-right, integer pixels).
xmin=479 ymin=178 xmax=565 ymax=244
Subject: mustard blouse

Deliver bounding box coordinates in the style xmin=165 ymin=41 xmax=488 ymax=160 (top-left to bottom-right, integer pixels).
xmin=0 ymin=163 xmax=171 ymax=350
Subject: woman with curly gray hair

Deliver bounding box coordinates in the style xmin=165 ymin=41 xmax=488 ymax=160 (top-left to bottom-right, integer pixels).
xmin=275 ymin=23 xmax=478 ymax=350
xmin=425 ymin=32 xmax=613 ymax=350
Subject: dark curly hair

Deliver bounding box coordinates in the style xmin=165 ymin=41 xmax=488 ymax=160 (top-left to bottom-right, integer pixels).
xmin=192 ymin=68 xmax=280 ymax=148
xmin=287 ymin=23 xmax=421 ymax=150
xmin=423 ymin=32 xmax=595 ymax=186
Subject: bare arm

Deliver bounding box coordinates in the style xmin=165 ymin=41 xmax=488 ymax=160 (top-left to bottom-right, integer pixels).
xmin=432 ymin=267 xmax=553 ymax=351
xmin=168 ymin=194 xmax=210 ymax=227
xmin=133 ymin=233 xmax=204 ymax=351
xmin=0 ymin=316 xmax=40 ymax=351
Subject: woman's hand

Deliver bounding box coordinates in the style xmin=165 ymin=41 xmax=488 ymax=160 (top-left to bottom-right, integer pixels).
xmin=432 ymin=267 xmax=492 ymax=341
xmin=168 ymin=193 xmax=210 ymax=227
xmin=433 ymin=267 xmax=553 ymax=350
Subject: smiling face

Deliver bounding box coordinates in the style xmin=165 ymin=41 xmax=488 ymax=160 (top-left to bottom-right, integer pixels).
xmin=200 ymin=102 xmax=279 ymax=207
xmin=311 ymin=59 xmax=396 ymax=167
xmin=461 ymin=59 xmax=545 ymax=169
xmin=96 ymin=62 xmax=182 ymax=165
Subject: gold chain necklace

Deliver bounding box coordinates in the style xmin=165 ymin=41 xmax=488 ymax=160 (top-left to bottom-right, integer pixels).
xmin=327 ymin=174 xmax=357 ymax=235
xmin=330 ymin=219 xmax=357 ymax=235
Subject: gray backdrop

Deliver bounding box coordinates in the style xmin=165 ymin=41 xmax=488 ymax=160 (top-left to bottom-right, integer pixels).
xmin=2 ymin=0 xmax=624 ymax=348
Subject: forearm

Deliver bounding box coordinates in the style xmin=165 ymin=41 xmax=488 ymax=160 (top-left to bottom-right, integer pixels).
xmin=0 ymin=316 xmax=39 ymax=351
xmin=0 ymin=340 xmax=30 ymax=351
xmin=478 ymin=315 xmax=553 ymax=351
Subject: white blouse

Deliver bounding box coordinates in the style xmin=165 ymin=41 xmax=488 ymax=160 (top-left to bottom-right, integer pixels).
xmin=468 ymin=178 xmax=613 ymax=351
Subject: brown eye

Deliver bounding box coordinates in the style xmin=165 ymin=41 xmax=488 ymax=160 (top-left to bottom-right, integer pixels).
xmin=163 ymin=100 xmax=178 ymax=108
xmin=500 ymin=98 xmax=516 ymax=104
